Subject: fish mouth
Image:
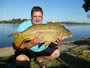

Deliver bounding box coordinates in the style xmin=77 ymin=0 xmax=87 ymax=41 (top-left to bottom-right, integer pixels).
xmin=64 ymin=34 xmax=72 ymax=38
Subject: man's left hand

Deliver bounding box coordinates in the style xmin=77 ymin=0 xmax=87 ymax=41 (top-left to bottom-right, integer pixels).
xmin=53 ymin=37 xmax=64 ymax=46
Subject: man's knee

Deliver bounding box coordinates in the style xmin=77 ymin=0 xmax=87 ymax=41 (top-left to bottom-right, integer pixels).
xmin=16 ymin=55 xmax=30 ymax=68
xmin=51 ymin=49 xmax=60 ymax=58
xmin=16 ymin=54 xmax=30 ymax=61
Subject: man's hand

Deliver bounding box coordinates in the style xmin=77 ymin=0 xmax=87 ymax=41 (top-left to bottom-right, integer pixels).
xmin=20 ymin=32 xmax=44 ymax=49
xmin=53 ymin=37 xmax=64 ymax=46
xmin=33 ymin=32 xmax=44 ymax=44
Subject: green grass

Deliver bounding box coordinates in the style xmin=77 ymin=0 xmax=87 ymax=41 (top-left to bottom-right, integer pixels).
xmin=0 ymin=48 xmax=90 ymax=68
xmin=0 ymin=55 xmax=71 ymax=68
xmin=68 ymin=45 xmax=90 ymax=62
xmin=60 ymin=45 xmax=90 ymax=68
xmin=60 ymin=52 xmax=90 ymax=68
xmin=0 ymin=37 xmax=90 ymax=68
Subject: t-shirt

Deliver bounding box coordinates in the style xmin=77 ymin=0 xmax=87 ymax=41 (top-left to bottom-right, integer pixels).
xmin=17 ymin=20 xmax=47 ymax=52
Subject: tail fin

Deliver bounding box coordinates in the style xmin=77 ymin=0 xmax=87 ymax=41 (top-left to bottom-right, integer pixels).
xmin=8 ymin=32 xmax=20 ymax=37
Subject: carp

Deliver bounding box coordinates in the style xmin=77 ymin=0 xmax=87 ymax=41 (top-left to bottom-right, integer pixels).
xmin=8 ymin=24 xmax=72 ymax=49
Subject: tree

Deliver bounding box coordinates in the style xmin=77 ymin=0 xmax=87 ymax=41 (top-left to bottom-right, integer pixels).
xmin=83 ymin=0 xmax=90 ymax=12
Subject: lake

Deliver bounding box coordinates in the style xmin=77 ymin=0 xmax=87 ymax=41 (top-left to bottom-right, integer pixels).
xmin=0 ymin=23 xmax=90 ymax=48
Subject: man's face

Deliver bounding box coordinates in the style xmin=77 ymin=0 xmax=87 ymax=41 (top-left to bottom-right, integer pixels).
xmin=31 ymin=11 xmax=43 ymax=24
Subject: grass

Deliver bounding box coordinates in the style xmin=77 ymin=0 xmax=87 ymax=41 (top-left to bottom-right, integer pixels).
xmin=0 ymin=46 xmax=90 ymax=68
xmin=67 ymin=45 xmax=90 ymax=62
xmin=0 ymin=37 xmax=90 ymax=68
xmin=60 ymin=45 xmax=90 ymax=68
xmin=0 ymin=55 xmax=70 ymax=68
xmin=60 ymin=52 xmax=90 ymax=68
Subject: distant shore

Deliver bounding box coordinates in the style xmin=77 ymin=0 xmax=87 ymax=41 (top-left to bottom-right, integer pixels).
xmin=0 ymin=18 xmax=90 ymax=24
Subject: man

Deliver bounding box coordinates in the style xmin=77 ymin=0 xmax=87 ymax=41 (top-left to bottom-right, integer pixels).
xmin=15 ymin=6 xmax=64 ymax=68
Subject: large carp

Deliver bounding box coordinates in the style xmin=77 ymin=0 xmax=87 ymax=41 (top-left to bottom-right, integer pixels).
xmin=8 ymin=24 xmax=72 ymax=49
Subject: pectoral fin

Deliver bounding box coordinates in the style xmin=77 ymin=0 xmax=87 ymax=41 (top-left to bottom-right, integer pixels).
xmin=45 ymin=42 xmax=51 ymax=48
xmin=24 ymin=38 xmax=32 ymax=41
xmin=13 ymin=37 xmax=23 ymax=49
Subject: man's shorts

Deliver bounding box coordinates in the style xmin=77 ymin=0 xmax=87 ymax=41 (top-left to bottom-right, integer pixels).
xmin=15 ymin=43 xmax=58 ymax=59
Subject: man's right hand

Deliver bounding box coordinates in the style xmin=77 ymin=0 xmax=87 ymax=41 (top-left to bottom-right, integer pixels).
xmin=20 ymin=32 xmax=44 ymax=49
xmin=33 ymin=32 xmax=44 ymax=44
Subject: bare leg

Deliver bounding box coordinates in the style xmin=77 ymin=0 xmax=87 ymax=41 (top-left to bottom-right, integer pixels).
xmin=16 ymin=54 xmax=30 ymax=68
xmin=37 ymin=48 xmax=60 ymax=62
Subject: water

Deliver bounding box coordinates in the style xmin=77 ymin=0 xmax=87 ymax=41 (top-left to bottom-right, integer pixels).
xmin=0 ymin=23 xmax=90 ymax=48
xmin=0 ymin=23 xmax=19 ymax=48
xmin=64 ymin=24 xmax=90 ymax=41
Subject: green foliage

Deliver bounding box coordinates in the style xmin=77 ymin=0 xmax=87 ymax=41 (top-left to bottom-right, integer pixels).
xmin=0 ymin=18 xmax=29 ymax=24
xmin=0 ymin=56 xmax=67 ymax=68
xmin=83 ymin=0 xmax=90 ymax=12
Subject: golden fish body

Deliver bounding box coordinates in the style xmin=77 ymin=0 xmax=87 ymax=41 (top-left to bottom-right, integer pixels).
xmin=8 ymin=24 xmax=72 ymax=49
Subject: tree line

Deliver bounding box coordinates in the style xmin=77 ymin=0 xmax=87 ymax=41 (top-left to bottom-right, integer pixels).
xmin=0 ymin=18 xmax=29 ymax=24
xmin=47 ymin=21 xmax=90 ymax=25
xmin=0 ymin=19 xmax=90 ymax=25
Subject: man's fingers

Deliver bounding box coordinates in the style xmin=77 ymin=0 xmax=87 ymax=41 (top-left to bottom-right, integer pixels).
xmin=53 ymin=41 xmax=58 ymax=45
xmin=52 ymin=37 xmax=64 ymax=46
xmin=57 ymin=37 xmax=64 ymax=41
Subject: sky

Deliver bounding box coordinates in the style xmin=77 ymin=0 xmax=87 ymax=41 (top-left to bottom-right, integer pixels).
xmin=0 ymin=0 xmax=90 ymax=23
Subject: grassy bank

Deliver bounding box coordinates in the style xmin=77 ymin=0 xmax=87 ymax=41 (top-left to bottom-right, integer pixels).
xmin=0 ymin=55 xmax=70 ymax=68
xmin=0 ymin=37 xmax=90 ymax=68
xmin=0 ymin=46 xmax=90 ymax=68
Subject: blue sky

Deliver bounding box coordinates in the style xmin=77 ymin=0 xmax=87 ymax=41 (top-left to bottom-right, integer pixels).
xmin=0 ymin=0 xmax=90 ymax=23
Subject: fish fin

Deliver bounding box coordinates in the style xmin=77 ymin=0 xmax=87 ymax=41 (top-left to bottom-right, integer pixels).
xmin=13 ymin=37 xmax=23 ymax=49
xmin=24 ymin=38 xmax=32 ymax=41
xmin=45 ymin=42 xmax=51 ymax=48
xmin=8 ymin=32 xmax=20 ymax=37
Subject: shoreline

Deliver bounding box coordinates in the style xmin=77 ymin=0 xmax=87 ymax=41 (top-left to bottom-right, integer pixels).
xmin=0 ymin=47 xmax=14 ymax=57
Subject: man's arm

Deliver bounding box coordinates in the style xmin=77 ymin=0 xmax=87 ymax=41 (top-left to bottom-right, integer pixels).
xmin=19 ymin=32 xmax=44 ymax=49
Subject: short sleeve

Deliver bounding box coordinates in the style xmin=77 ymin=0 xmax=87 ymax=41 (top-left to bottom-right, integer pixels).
xmin=17 ymin=20 xmax=32 ymax=32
